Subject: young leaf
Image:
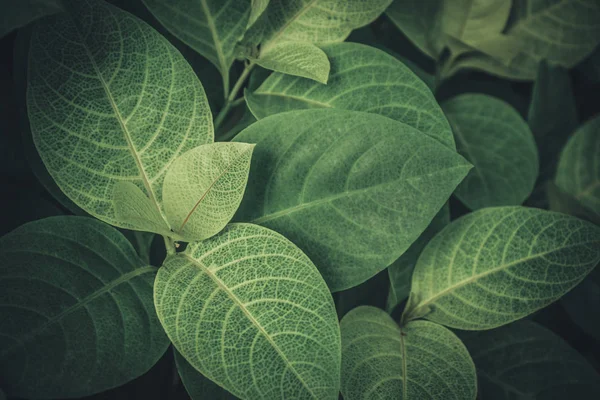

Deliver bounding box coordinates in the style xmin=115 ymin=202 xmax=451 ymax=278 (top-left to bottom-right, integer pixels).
xmin=442 ymin=94 xmax=539 ymax=210
xmin=174 ymin=350 xmax=237 ymax=400
xmin=405 ymin=206 xmax=600 ymax=330
xmin=246 ymin=42 xmax=455 ymax=149
xmin=387 ymin=204 xmax=450 ymax=313
xmin=255 ymin=0 xmax=393 ymax=50
xmin=154 ymin=223 xmax=341 ymax=400
xmin=0 ymin=0 xmax=62 ymax=38
xmin=113 ymin=182 xmax=173 ymax=237
xmin=27 ymin=0 xmax=213 ymax=232
xmin=163 ymin=142 xmax=255 ymax=242
xmin=341 ymin=306 xmax=477 ymax=400
xmin=254 ymin=41 xmax=330 ymax=84
xmin=0 ymin=216 xmax=169 ymax=398
xmin=555 ymin=115 xmax=600 ymax=218
xmin=385 ymin=0 xmax=444 ymax=59
xmin=460 ymin=320 xmax=600 ymax=398
xmin=234 ymin=109 xmax=471 ymax=291
xmin=141 ymin=0 xmax=252 ymax=91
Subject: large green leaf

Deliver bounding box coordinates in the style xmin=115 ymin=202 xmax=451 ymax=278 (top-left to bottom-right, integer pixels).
xmin=154 ymin=223 xmax=341 ymax=400
xmin=174 ymin=350 xmax=238 ymax=400
xmin=234 ymin=109 xmax=470 ymax=291
xmin=387 ymin=204 xmax=450 ymax=313
xmin=254 ymin=0 xmax=393 ymax=51
xmin=0 ymin=0 xmax=62 ymax=38
xmin=461 ymin=320 xmax=600 ymax=398
xmin=385 ymin=0 xmax=444 ymax=59
xmin=246 ymin=42 xmax=455 ymax=149
xmin=404 ymin=206 xmax=600 ymax=330
xmin=340 ymin=306 xmax=477 ymax=400
xmin=442 ymin=94 xmax=539 ymax=210
xmin=163 ymin=142 xmax=254 ymax=242
xmin=555 ymin=115 xmax=600 ymax=218
xmin=254 ymin=41 xmax=330 ymax=83
xmin=27 ymin=0 xmax=213 ymax=232
xmin=141 ymin=0 xmax=251 ymax=90
xmin=0 ymin=216 xmax=169 ymax=399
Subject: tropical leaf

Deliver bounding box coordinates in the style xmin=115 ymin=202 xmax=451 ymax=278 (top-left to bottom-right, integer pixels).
xmin=246 ymin=42 xmax=455 ymax=149
xmin=460 ymin=320 xmax=600 ymax=399
xmin=387 ymin=203 xmax=450 ymax=313
xmin=141 ymin=0 xmax=252 ymax=90
xmin=562 ymin=266 xmax=600 ymax=341
xmin=27 ymin=0 xmax=213 ymax=232
xmin=0 ymin=0 xmax=62 ymax=38
xmin=163 ymin=142 xmax=255 ymax=242
xmin=154 ymin=223 xmax=341 ymax=400
xmin=555 ymin=115 xmax=600 ymax=217
xmin=0 ymin=216 xmax=169 ymax=398
xmin=249 ymin=0 xmax=270 ymax=28
xmin=175 ymin=350 xmax=238 ymax=400
xmin=404 ymin=206 xmax=600 ymax=330
xmin=254 ymin=41 xmax=330 ymax=83
xmin=234 ymin=109 xmax=470 ymax=291
xmin=442 ymin=94 xmax=539 ymax=210
xmin=341 ymin=306 xmax=477 ymax=400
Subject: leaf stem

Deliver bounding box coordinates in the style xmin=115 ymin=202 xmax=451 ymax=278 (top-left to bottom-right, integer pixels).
xmin=214 ymin=62 xmax=255 ymax=133
xmin=163 ymin=235 xmax=176 ymax=256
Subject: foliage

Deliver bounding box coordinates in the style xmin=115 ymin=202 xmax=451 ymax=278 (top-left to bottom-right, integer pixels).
xmin=1 ymin=0 xmax=599 ymax=399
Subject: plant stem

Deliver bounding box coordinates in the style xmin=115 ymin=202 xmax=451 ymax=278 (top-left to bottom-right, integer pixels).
xmin=214 ymin=62 xmax=255 ymax=133
xmin=163 ymin=235 xmax=176 ymax=256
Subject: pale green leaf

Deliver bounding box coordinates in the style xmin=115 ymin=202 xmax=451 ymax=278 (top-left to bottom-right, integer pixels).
xmin=405 ymin=206 xmax=600 ymax=330
xmin=340 ymin=306 xmax=477 ymax=400
xmin=113 ymin=182 xmax=173 ymax=237
xmin=442 ymin=94 xmax=539 ymax=210
xmin=154 ymin=223 xmax=340 ymax=400
xmin=555 ymin=115 xmax=600 ymax=217
xmin=0 ymin=0 xmax=62 ymax=38
xmin=163 ymin=142 xmax=255 ymax=242
xmin=175 ymin=350 xmax=238 ymax=400
xmin=27 ymin=0 xmax=213 ymax=232
xmin=0 ymin=216 xmax=169 ymax=398
xmin=387 ymin=204 xmax=450 ymax=313
xmin=249 ymin=0 xmax=270 ymax=28
xmin=246 ymin=42 xmax=455 ymax=149
xmin=385 ymin=0 xmax=444 ymax=59
xmin=141 ymin=0 xmax=252 ymax=86
xmin=461 ymin=320 xmax=600 ymax=399
xmin=254 ymin=41 xmax=330 ymax=83
xmin=234 ymin=109 xmax=471 ymax=291
xmin=255 ymin=0 xmax=393 ymax=51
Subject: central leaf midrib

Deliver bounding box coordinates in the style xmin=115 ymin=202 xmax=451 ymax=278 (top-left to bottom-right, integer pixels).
xmin=183 ymin=254 xmax=318 ymax=398
xmin=199 ymin=0 xmax=227 ymax=75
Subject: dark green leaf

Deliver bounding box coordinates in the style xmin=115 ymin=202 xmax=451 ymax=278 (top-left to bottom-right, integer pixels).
xmin=175 ymin=350 xmax=238 ymax=400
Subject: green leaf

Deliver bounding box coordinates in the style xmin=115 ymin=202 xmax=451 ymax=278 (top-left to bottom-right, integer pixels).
xmin=175 ymin=350 xmax=238 ymax=400
xmin=0 ymin=0 xmax=63 ymax=38
xmin=387 ymin=204 xmax=450 ymax=313
xmin=163 ymin=142 xmax=255 ymax=242
xmin=442 ymin=94 xmax=539 ymax=210
xmin=122 ymin=230 xmax=155 ymax=265
xmin=249 ymin=0 xmax=270 ymax=28
xmin=405 ymin=206 xmax=600 ymax=330
xmin=254 ymin=41 xmax=330 ymax=84
xmin=340 ymin=306 xmax=477 ymax=400
xmin=0 ymin=216 xmax=169 ymax=398
xmin=385 ymin=0 xmax=444 ymax=59
xmin=255 ymin=0 xmax=393 ymax=50
xmin=246 ymin=42 xmax=455 ymax=149
xmin=141 ymin=0 xmax=252 ymax=89
xmin=555 ymin=115 xmax=600 ymax=218
xmin=27 ymin=0 xmax=213 ymax=232
xmin=546 ymin=182 xmax=600 ymax=225
xmin=154 ymin=223 xmax=341 ymax=400
xmin=234 ymin=109 xmax=471 ymax=291
xmin=562 ymin=266 xmax=600 ymax=341
xmin=460 ymin=320 xmax=600 ymax=398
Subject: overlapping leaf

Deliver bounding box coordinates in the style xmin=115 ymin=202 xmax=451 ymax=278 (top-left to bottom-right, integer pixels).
xmin=234 ymin=109 xmax=470 ymax=291
xmin=246 ymin=42 xmax=455 ymax=149
xmin=27 ymin=0 xmax=213 ymax=232
xmin=0 ymin=0 xmax=62 ymax=38
xmin=405 ymin=206 xmax=600 ymax=330
xmin=442 ymin=94 xmax=538 ymax=210
xmin=461 ymin=320 xmax=600 ymax=398
xmin=175 ymin=350 xmax=238 ymax=400
xmin=0 ymin=216 xmax=168 ymax=399
xmin=154 ymin=223 xmax=341 ymax=400
xmin=254 ymin=41 xmax=330 ymax=83
xmin=341 ymin=306 xmax=477 ymax=400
